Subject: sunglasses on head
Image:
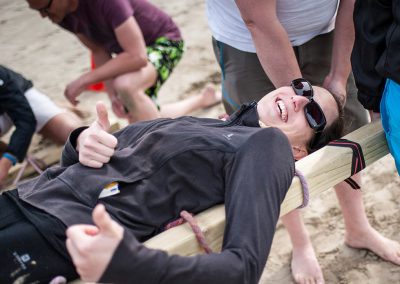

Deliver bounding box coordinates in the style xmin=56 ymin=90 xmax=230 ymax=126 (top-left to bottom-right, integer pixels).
xmin=290 ymin=78 xmax=327 ymax=133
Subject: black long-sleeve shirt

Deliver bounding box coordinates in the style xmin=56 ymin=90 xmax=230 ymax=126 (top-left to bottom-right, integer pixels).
xmin=17 ymin=103 xmax=294 ymax=284
xmin=351 ymin=0 xmax=400 ymax=112
xmin=0 ymin=65 xmax=36 ymax=162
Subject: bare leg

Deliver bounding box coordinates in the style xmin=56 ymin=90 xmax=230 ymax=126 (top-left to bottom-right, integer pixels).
xmin=335 ymin=175 xmax=400 ymax=265
xmin=113 ymin=63 xmax=160 ymax=123
xmin=114 ymin=62 xmax=221 ymax=123
xmin=282 ymin=210 xmax=324 ymax=284
xmin=39 ymin=111 xmax=82 ymax=145
xmin=160 ymin=85 xmax=222 ymax=118
xmin=125 ymin=91 xmax=161 ymax=123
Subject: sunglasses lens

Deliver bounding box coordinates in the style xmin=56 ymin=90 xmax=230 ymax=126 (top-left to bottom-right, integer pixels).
xmin=291 ymin=78 xmax=327 ymax=132
xmin=292 ymin=79 xmax=313 ymax=98
xmin=305 ymin=101 xmax=326 ymax=131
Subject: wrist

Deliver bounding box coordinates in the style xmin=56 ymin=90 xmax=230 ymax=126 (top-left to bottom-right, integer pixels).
xmin=2 ymin=152 xmax=17 ymax=166
xmin=326 ymin=69 xmax=349 ymax=84
xmin=0 ymin=155 xmax=14 ymax=178
xmin=70 ymin=126 xmax=89 ymax=152
xmin=79 ymin=72 xmax=93 ymax=89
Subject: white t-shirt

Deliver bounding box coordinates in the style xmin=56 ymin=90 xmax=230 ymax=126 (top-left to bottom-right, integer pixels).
xmin=206 ymin=0 xmax=338 ymax=53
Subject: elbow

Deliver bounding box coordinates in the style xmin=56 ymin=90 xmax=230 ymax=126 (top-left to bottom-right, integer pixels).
xmin=241 ymin=16 xmax=273 ymax=37
xmin=240 ymin=9 xmax=277 ymax=35
xmin=242 ymin=15 xmax=257 ymax=30
xmin=242 ymin=16 xmax=258 ymax=33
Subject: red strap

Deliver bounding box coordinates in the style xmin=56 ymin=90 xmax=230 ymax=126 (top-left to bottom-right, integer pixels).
xmin=328 ymin=139 xmax=365 ymax=189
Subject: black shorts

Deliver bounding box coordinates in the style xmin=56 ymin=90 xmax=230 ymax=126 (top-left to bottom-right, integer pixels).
xmin=0 ymin=191 xmax=78 ymax=283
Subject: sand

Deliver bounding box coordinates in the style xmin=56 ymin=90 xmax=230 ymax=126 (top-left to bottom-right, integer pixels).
xmin=1 ymin=0 xmax=400 ymax=283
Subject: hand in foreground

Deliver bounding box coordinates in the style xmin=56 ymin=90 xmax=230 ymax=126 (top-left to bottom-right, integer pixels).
xmin=77 ymin=101 xmax=118 ymax=168
xmin=65 ymin=77 xmax=87 ymax=106
xmin=66 ymin=204 xmax=124 ymax=282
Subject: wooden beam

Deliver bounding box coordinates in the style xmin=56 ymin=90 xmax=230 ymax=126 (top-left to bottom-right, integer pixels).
xmin=281 ymin=119 xmax=388 ymax=215
xmin=145 ymin=120 xmax=389 ymax=255
xmin=145 ymin=205 xmax=225 ymax=255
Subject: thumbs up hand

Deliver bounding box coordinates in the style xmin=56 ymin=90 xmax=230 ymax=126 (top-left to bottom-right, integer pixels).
xmin=66 ymin=204 xmax=124 ymax=282
xmin=77 ymin=101 xmax=118 ymax=168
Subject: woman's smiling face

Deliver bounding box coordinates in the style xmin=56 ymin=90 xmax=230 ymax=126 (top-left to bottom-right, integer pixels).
xmin=257 ymin=86 xmax=339 ymax=149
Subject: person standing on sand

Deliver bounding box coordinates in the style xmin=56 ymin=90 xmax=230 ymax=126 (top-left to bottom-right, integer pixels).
xmin=206 ymin=0 xmax=400 ymax=283
xmin=352 ymin=0 xmax=400 ymax=175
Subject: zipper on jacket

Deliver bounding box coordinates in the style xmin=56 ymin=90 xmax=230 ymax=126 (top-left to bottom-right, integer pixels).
xmin=217 ymin=101 xmax=258 ymax=128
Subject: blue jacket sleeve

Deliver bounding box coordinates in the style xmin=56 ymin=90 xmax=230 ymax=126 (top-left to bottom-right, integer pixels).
xmin=0 ymin=67 xmax=36 ymax=162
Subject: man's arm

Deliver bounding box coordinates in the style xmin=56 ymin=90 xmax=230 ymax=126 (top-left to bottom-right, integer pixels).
xmin=234 ymin=0 xmax=301 ymax=87
xmin=323 ymin=0 xmax=355 ymax=102
xmin=0 ymin=81 xmax=36 ymax=164
xmin=0 ymin=68 xmax=36 ymax=185
xmin=64 ymin=17 xmax=148 ymax=105
xmin=0 ymin=95 xmax=35 ymax=186
xmin=71 ymin=34 xmax=128 ymax=118
xmin=0 ymin=99 xmax=35 ymax=157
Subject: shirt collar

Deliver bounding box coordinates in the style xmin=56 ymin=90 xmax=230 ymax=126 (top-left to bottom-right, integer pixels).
xmin=228 ymin=101 xmax=261 ymax=127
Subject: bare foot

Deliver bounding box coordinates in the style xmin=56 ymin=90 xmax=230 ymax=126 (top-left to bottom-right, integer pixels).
xmin=345 ymin=226 xmax=400 ymax=265
xmin=200 ymin=85 xmax=222 ymax=108
xmin=291 ymin=243 xmax=324 ymax=284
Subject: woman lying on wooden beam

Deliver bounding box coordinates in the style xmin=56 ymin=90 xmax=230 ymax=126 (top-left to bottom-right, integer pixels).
xmin=0 ymin=79 xmax=342 ymax=284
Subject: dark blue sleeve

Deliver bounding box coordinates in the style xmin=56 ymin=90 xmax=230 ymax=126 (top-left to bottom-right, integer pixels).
xmin=0 ymin=66 xmax=36 ymax=162
xmin=351 ymin=0 xmax=393 ymax=112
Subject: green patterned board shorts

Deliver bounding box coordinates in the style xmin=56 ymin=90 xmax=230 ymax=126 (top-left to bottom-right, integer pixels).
xmin=145 ymin=37 xmax=184 ymax=101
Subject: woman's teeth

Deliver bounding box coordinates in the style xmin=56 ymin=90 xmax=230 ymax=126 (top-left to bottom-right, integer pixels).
xmin=277 ymin=100 xmax=288 ymax=122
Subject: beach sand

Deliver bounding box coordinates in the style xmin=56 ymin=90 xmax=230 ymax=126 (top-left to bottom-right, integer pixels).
xmin=1 ymin=1 xmax=400 ymax=283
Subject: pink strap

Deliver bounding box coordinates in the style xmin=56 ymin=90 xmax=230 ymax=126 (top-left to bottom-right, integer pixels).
xmin=164 ymin=210 xmax=213 ymax=254
xmin=295 ymin=169 xmax=309 ymax=208
xmin=13 ymin=155 xmax=45 ymax=186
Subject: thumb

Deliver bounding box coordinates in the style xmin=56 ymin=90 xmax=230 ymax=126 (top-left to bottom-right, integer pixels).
xmin=96 ymin=101 xmax=111 ymax=131
xmin=92 ymin=204 xmax=119 ymax=236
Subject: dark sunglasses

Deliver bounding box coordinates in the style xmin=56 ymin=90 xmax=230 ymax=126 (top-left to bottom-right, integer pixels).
xmin=38 ymin=0 xmax=54 ymax=14
xmin=291 ymin=78 xmax=327 ymax=133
